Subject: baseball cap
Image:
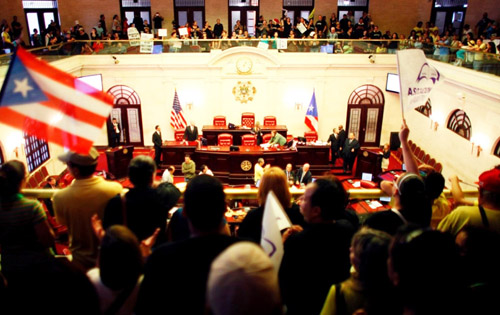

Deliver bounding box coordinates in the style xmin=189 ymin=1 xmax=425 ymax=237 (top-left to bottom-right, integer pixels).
xmin=58 ymin=147 xmax=99 ymax=166
xmin=478 ymin=167 xmax=500 ymax=193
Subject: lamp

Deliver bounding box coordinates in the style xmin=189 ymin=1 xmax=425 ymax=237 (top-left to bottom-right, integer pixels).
xmin=295 ymin=102 xmax=302 ymax=110
xmin=186 ymin=102 xmax=193 ymax=110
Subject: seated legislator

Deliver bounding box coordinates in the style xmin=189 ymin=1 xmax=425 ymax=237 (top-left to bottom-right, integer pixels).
xmin=295 ymin=163 xmax=313 ymax=185
xmin=184 ymin=121 xmax=198 ymax=142
xmin=268 ymin=130 xmax=286 ymax=146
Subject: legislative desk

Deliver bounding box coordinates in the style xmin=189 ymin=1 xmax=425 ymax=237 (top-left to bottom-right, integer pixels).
xmin=202 ymin=125 xmax=287 ymax=145
xmin=161 ymin=141 xmax=329 ymax=185
xmin=105 ymin=145 xmax=134 ymax=179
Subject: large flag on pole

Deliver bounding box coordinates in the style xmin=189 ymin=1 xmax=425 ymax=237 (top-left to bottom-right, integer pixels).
xmin=0 ymin=47 xmax=114 ymax=154
xmin=261 ymin=191 xmax=292 ymax=270
xmin=170 ymin=89 xmax=187 ymax=130
xmin=397 ymin=49 xmax=443 ymax=117
xmin=304 ymin=89 xmax=318 ymax=132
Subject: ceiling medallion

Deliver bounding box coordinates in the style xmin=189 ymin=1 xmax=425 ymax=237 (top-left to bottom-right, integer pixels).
xmin=232 ymin=81 xmax=256 ymax=104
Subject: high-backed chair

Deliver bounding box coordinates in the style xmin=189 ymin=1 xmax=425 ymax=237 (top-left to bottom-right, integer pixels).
xmin=263 ymin=116 xmax=277 ymax=127
xmin=304 ymin=131 xmax=318 ymax=142
xmin=213 ymin=116 xmax=226 ymax=127
xmin=417 ymin=150 xmax=425 ymax=161
xmin=434 ymin=162 xmax=443 ymax=173
xmin=287 ymin=134 xmax=293 ymax=142
xmin=175 ymin=129 xmax=185 ymax=141
xmin=218 ymin=133 xmax=233 ymax=146
xmin=241 ymin=112 xmax=255 ymax=128
xmin=428 ymin=158 xmax=436 ymax=167
xmin=241 ymin=134 xmax=257 ymax=146
xmin=422 ymin=154 xmax=430 ymax=164
xmin=263 ymin=133 xmax=272 ymax=143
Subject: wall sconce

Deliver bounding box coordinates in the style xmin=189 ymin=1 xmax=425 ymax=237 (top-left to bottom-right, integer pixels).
xmin=295 ymin=102 xmax=302 ymax=111
xmin=471 ymin=142 xmax=482 ymax=157
xmin=112 ymin=56 xmax=119 ymax=64
xmin=186 ymin=102 xmax=193 ymax=110
xmin=470 ymin=134 xmax=488 ymax=157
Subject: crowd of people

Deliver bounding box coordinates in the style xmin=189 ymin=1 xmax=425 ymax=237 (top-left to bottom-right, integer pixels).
xmin=1 ymin=117 xmax=500 ymax=314
xmin=2 ymin=10 xmax=499 ymax=66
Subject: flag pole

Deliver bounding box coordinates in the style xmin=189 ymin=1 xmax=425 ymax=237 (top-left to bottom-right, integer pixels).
xmin=396 ymin=51 xmax=405 ymax=121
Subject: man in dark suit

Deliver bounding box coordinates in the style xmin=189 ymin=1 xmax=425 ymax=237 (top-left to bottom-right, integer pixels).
xmin=285 ymin=163 xmax=296 ymax=185
xmin=109 ymin=118 xmax=121 ymax=148
xmin=184 ymin=121 xmax=198 ymax=141
xmin=295 ymin=163 xmax=313 ymax=186
xmin=337 ymin=125 xmax=347 ymax=157
xmin=343 ymin=132 xmax=360 ymax=173
xmin=327 ymin=127 xmax=340 ymax=165
xmin=152 ymin=125 xmax=163 ymax=167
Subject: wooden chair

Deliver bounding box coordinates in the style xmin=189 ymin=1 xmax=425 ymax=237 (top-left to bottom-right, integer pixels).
xmin=218 ymin=133 xmax=233 ymax=146
xmin=241 ymin=112 xmax=255 ymax=128
xmin=175 ymin=129 xmax=185 ymax=141
xmin=213 ymin=116 xmax=226 ymax=127
xmin=241 ymin=134 xmax=257 ymax=146
xmin=434 ymin=162 xmax=443 ymax=173
xmin=414 ymin=147 xmax=421 ymax=157
xmin=41 ymin=166 xmax=49 ymax=180
xmin=263 ymin=133 xmax=272 ymax=143
xmin=304 ymin=131 xmax=318 ymax=142
xmin=263 ymin=116 xmax=277 ymax=127
xmin=422 ymin=154 xmax=431 ymax=164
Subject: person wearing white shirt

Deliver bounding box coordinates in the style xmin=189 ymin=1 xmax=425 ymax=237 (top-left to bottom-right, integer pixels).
xmin=199 ymin=164 xmax=214 ymax=176
xmin=161 ymin=166 xmax=175 ymax=183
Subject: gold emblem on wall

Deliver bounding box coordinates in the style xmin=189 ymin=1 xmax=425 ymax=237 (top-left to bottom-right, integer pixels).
xmin=241 ymin=160 xmax=252 ymax=171
xmin=232 ymin=81 xmax=256 ymax=104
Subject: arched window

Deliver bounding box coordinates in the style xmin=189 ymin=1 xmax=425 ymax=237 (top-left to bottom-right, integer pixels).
xmin=107 ymin=85 xmax=144 ymax=146
xmin=447 ymin=109 xmax=471 ymax=140
xmin=346 ymin=84 xmax=385 ymax=147
xmin=416 ymin=98 xmax=432 ymax=117
xmin=494 ymin=138 xmax=500 ymax=159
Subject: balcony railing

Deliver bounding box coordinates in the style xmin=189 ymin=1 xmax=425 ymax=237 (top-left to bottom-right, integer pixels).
xmin=2 ymin=39 xmax=499 ymax=76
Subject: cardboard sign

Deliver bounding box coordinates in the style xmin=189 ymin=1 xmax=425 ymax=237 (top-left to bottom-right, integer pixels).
xmin=140 ymin=33 xmax=154 ymax=53
xmin=127 ymin=27 xmax=140 ymax=46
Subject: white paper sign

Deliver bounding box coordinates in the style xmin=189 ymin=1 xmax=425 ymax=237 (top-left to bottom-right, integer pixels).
xmin=257 ymin=41 xmax=269 ymax=50
xmin=140 ymin=33 xmax=154 ymax=53
xmin=127 ymin=27 xmax=140 ymax=46
xmin=158 ymin=28 xmax=168 ymax=37
xmin=297 ymin=23 xmax=307 ymax=34
xmin=178 ymin=27 xmax=188 ymax=36
xmin=277 ymin=38 xmax=288 ymax=49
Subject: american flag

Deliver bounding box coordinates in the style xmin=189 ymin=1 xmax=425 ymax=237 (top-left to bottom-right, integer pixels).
xmin=0 ymin=47 xmax=114 ymax=154
xmin=170 ymin=90 xmax=187 ymax=130
xmin=304 ymin=89 xmax=318 ymax=132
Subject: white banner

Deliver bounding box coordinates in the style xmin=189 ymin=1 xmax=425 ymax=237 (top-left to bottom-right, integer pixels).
xmin=397 ymin=49 xmax=443 ymax=116
xmin=260 ymin=191 xmax=291 ymax=270
xmin=140 ymin=33 xmax=154 ymax=53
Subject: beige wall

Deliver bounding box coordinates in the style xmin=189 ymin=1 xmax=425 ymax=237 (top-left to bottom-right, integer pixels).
xmin=206 ymin=0 xmax=228 ymax=30
xmin=465 ymin=0 xmax=500 ymax=35
xmin=58 ymin=1 xmax=120 ymax=32
xmin=370 ymin=0 xmax=433 ymax=36
xmin=151 ymin=0 xmax=174 ymax=32
xmin=260 ymin=0 xmax=283 ymax=22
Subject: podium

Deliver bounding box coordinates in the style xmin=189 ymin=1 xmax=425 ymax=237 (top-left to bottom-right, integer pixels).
xmin=105 ymin=146 xmax=134 ymax=179
xmin=355 ymin=148 xmax=382 ymax=178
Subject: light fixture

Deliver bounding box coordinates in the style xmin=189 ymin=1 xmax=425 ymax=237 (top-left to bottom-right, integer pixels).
xmin=112 ymin=56 xmax=119 ymax=64
xmin=470 ymin=133 xmax=488 ymax=157
xmin=295 ymin=102 xmax=302 ymax=110
xmin=186 ymin=102 xmax=193 ymax=110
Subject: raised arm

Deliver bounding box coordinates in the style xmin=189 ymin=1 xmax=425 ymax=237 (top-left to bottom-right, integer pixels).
xmin=399 ymin=119 xmax=419 ymax=174
xmin=449 ymin=175 xmax=475 ymax=206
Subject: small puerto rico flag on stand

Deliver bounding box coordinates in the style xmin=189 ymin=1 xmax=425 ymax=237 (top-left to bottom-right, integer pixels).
xmin=0 ymin=47 xmax=114 ymax=154
xmin=304 ymin=89 xmax=318 ymax=132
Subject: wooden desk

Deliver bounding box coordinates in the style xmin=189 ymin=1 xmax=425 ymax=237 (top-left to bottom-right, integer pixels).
xmin=202 ymin=125 xmax=287 ymax=145
xmin=105 ymin=146 xmax=134 ymax=179
xmin=355 ymin=148 xmax=383 ymax=178
xmin=161 ymin=142 xmax=329 ymax=184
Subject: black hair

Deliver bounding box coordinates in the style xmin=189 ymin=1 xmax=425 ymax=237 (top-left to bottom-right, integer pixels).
xmin=397 ymin=173 xmax=431 ymax=227
xmin=310 ymin=176 xmax=348 ymax=221
xmin=128 ymin=156 xmax=156 ymax=188
xmin=0 ymin=160 xmax=26 ymax=197
xmin=99 ymin=225 xmax=143 ymax=291
xmin=157 ymin=182 xmax=181 ymax=211
xmin=424 ymin=172 xmax=445 ymax=200
xmin=184 ymin=175 xmax=226 ymax=231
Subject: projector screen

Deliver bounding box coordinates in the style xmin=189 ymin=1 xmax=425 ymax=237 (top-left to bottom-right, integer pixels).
xmin=386 ymin=73 xmax=400 ymax=93
xmin=76 ymin=74 xmax=103 ymax=92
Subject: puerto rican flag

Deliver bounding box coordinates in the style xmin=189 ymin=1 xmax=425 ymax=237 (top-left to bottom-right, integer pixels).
xmin=0 ymin=47 xmax=114 ymax=154
xmin=304 ymin=89 xmax=318 ymax=132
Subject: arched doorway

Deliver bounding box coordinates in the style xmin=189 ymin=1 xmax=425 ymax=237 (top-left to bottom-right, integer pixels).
xmin=346 ymin=84 xmax=385 ymax=147
xmin=107 ymin=85 xmax=144 ymax=146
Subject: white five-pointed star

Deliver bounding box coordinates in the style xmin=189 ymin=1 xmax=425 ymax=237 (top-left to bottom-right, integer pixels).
xmin=308 ymin=105 xmax=314 ymax=112
xmin=13 ymin=77 xmax=34 ymax=98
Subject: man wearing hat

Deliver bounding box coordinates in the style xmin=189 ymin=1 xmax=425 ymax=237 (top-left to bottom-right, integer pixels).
xmin=53 ymin=147 xmax=122 ymax=270
xmin=438 ymin=165 xmax=500 ymax=236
